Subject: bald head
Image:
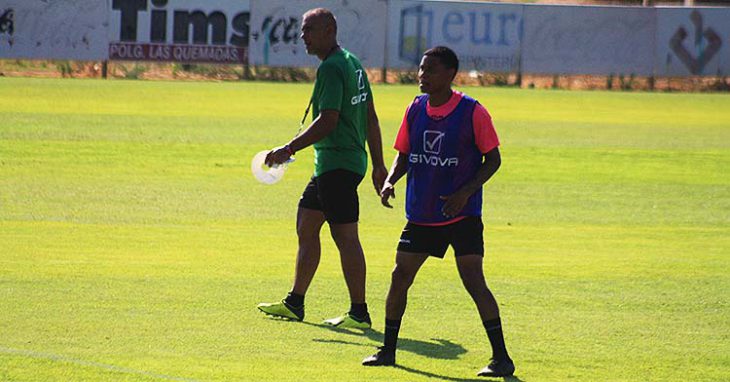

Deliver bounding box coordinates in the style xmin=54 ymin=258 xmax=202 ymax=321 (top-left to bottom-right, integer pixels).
xmin=303 ymin=8 xmax=337 ymax=34
xmin=301 ymin=8 xmax=339 ymax=60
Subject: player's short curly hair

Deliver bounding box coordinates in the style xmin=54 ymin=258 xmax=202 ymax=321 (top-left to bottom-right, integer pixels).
xmin=424 ymin=46 xmax=459 ymax=75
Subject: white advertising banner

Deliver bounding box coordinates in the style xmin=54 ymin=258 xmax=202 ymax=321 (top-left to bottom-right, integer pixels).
xmin=248 ymin=0 xmax=387 ymax=68
xmin=0 ymin=0 xmax=108 ymax=60
xmin=655 ymin=7 xmax=730 ymax=77
xmin=386 ymin=0 xmax=524 ymax=72
xmin=522 ymin=5 xmax=655 ymax=76
xmin=108 ymin=0 xmax=250 ymax=64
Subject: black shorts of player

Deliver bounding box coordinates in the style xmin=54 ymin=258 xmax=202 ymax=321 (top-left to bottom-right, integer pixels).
xmin=397 ymin=216 xmax=484 ymax=258
xmin=298 ymin=169 xmax=364 ymax=224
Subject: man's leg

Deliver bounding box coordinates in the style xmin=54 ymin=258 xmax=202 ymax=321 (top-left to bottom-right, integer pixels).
xmin=386 ymin=251 xmax=429 ymax=320
xmin=455 ymin=255 xmax=499 ymax=321
xmin=363 ymin=251 xmax=428 ymax=366
xmin=291 ymin=207 xmax=326 ymax=295
xmin=323 ymin=222 xmax=373 ymax=328
xmin=256 ymin=207 xmax=324 ymax=321
xmin=316 ymin=169 xmax=372 ymax=328
xmin=329 ymin=222 xmax=366 ymax=304
xmin=455 ymin=254 xmax=514 ymax=377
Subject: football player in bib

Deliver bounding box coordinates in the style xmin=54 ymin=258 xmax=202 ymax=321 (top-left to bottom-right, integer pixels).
xmin=362 ymin=46 xmax=515 ymax=378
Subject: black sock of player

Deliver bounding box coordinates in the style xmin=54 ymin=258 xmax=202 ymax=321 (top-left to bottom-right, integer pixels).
xmin=483 ymin=317 xmax=510 ymax=361
xmin=285 ymin=292 xmax=304 ymax=308
xmin=349 ymin=303 xmax=368 ymax=319
xmin=383 ymin=319 xmax=401 ymax=351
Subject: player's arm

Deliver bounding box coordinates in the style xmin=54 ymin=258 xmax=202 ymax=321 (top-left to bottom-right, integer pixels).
xmin=441 ymin=147 xmax=501 ymax=217
xmin=441 ymin=103 xmax=500 ymax=217
xmin=366 ymin=99 xmax=388 ymax=195
xmin=289 ymin=109 xmax=339 ymax=152
xmin=380 ymin=153 xmax=408 ymax=208
xmin=458 ymin=148 xmax=501 ymax=196
xmin=381 ymin=101 xmax=414 ymax=208
xmin=266 ymin=63 xmax=342 ymax=167
xmin=265 ymin=110 xmax=339 ymax=166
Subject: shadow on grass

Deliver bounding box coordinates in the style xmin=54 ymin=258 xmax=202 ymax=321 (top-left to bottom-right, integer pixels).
xmin=395 ymin=365 xmax=526 ymax=382
xmin=260 ymin=313 xmax=524 ymax=382
xmin=306 ymin=322 xmax=526 ymax=382
xmin=305 ymin=321 xmax=466 ymax=360
xmin=255 ymin=318 xmax=524 ymax=382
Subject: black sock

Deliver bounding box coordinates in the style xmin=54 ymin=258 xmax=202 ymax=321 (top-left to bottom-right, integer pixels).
xmin=349 ymin=303 xmax=368 ymax=319
xmin=483 ymin=317 xmax=510 ymax=361
xmin=284 ymin=292 xmax=304 ymax=308
xmin=383 ymin=319 xmax=401 ymax=351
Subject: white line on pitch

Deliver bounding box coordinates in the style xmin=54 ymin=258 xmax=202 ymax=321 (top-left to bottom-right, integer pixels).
xmin=0 ymin=346 xmax=200 ymax=382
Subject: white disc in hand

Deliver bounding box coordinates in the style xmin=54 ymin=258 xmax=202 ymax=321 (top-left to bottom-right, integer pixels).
xmin=251 ymin=150 xmax=287 ymax=184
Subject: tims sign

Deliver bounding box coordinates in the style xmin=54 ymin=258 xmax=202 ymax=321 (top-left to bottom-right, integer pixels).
xmin=109 ymin=0 xmax=250 ymax=64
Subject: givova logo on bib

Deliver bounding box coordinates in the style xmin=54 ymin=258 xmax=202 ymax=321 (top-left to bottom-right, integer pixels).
xmin=409 ymin=130 xmax=459 ymax=167
xmin=423 ymin=131 xmax=444 ymax=153
xmin=351 ymin=70 xmax=368 ymax=105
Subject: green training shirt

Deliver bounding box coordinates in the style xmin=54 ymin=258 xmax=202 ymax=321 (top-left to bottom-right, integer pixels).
xmin=310 ymin=48 xmax=371 ymax=177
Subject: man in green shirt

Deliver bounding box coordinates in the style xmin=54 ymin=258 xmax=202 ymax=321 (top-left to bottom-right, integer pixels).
xmin=258 ymin=8 xmax=388 ymax=329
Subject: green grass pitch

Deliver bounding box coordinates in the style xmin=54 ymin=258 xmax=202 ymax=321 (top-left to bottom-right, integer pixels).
xmin=1 ymin=77 xmax=729 ymax=381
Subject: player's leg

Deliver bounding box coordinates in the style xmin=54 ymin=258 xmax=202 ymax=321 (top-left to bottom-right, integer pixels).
xmin=257 ymin=179 xmax=325 ymax=321
xmin=362 ymin=250 xmax=428 ymax=366
xmin=451 ymin=217 xmax=514 ymax=377
xmin=455 ymin=254 xmax=499 ymax=320
xmin=456 ymin=255 xmax=514 ymax=377
xmin=385 ymin=250 xmax=429 ymax=322
xmin=291 ymin=207 xmax=327 ymax=296
xmin=316 ymin=169 xmax=371 ymax=328
xmin=330 ymin=223 xmax=366 ymax=304
xmin=327 ymin=221 xmax=370 ymax=328
xmin=364 ymin=221 xmax=446 ymax=366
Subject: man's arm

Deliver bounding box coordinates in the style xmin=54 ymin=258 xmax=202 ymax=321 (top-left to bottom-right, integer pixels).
xmin=265 ymin=109 xmax=339 ymax=166
xmin=366 ymin=99 xmax=388 ymax=195
xmin=380 ymin=153 xmax=409 ymax=208
xmin=440 ymin=147 xmax=501 ymax=217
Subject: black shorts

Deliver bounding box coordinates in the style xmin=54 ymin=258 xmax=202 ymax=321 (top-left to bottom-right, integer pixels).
xmin=397 ymin=216 xmax=484 ymax=258
xmin=298 ymin=169 xmax=364 ymax=224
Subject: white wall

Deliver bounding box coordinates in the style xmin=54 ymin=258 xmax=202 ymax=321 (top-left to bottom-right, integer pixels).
xmin=655 ymin=7 xmax=730 ymax=76
xmin=522 ymin=5 xmax=656 ymax=76
xmin=2 ymin=1 xmax=729 ymax=77
xmin=387 ymin=0 xmax=524 ymax=72
xmin=248 ymin=0 xmax=387 ymax=68
xmin=0 ymin=0 xmax=109 ymax=61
